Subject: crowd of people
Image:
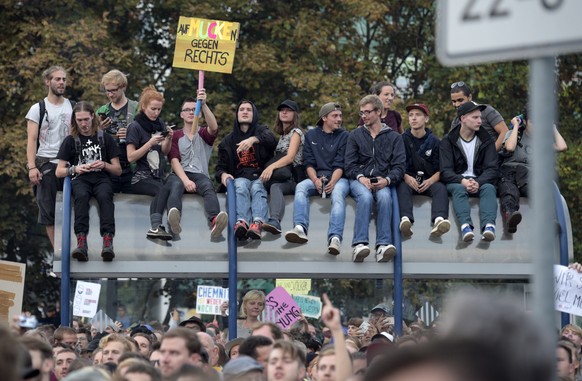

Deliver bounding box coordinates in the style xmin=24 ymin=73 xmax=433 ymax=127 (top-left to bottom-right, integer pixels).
xmin=2 ymin=289 xmax=565 ymax=381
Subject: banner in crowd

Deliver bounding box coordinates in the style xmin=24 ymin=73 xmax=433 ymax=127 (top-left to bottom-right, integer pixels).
xmin=73 ymin=281 xmax=101 ymax=318
xmin=172 ymin=16 xmax=240 ymax=73
xmin=196 ymin=285 xmax=229 ymax=315
xmin=293 ymin=294 xmax=322 ymax=318
xmin=276 ymin=279 xmax=312 ymax=295
xmin=554 ymin=265 xmax=582 ymax=316
xmin=0 ymin=260 xmax=25 ymax=324
xmin=263 ymin=286 xmax=301 ymax=329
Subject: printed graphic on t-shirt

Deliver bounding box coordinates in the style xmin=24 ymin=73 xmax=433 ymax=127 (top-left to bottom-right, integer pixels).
xmin=237 ymin=146 xmax=259 ymax=169
xmin=77 ymin=138 xmax=103 ymax=166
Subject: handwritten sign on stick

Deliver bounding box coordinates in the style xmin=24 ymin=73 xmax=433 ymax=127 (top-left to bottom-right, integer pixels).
xmin=554 ymin=265 xmax=582 ymax=316
xmin=196 ymin=285 xmax=229 ymax=315
xmin=293 ymin=295 xmax=322 ymax=319
xmin=263 ymin=286 xmax=301 ymax=329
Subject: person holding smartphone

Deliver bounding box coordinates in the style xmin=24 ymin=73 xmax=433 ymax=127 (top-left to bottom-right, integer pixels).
xmin=345 ymin=95 xmax=405 ymax=263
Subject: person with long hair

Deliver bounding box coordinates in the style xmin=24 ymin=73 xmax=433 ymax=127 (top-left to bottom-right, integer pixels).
xmin=359 ymin=81 xmax=403 ymax=134
xmin=220 ymin=290 xmax=266 ymax=338
xmin=126 ymin=85 xmax=174 ymax=240
xmin=55 ymin=101 xmax=121 ymax=261
xmin=261 ymin=100 xmax=305 ymax=234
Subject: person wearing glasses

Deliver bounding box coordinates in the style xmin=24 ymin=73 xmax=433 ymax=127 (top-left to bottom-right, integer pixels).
xmin=345 ymin=95 xmax=405 ymax=263
xmin=97 ymin=69 xmax=139 ymax=193
xmin=145 ymin=90 xmax=228 ymax=240
xmin=449 ymin=81 xmax=509 ymax=151
xmin=285 ymin=102 xmax=350 ymax=256
xmin=359 ymin=81 xmax=403 ymax=134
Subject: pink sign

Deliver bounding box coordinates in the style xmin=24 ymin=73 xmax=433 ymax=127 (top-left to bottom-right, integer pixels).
xmin=263 ymin=286 xmax=301 ymax=329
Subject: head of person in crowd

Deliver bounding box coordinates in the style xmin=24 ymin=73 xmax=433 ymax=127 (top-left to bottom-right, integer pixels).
xmin=235 ymin=99 xmax=260 ymax=133
xmin=70 ymin=101 xmax=100 ymax=138
xmin=561 ymin=324 xmax=582 ymax=351
xmin=457 ymin=101 xmax=486 ymax=134
xmin=138 ymin=85 xmax=164 ymax=122
xmin=274 ymin=99 xmax=301 ymax=135
xmin=149 ymin=343 xmax=162 ymax=369
xmin=101 ymin=69 xmax=129 ymax=105
xmin=266 ymin=340 xmax=306 ymax=381
xmin=71 ymin=319 xmax=80 ymax=331
xmin=23 ymin=328 xmax=50 ymax=344
xmin=223 ymin=355 xmax=265 ymax=381
xmin=449 ymin=81 xmax=474 ymax=109
xmin=0 ymin=324 xmax=23 ymax=381
xmin=54 ymin=348 xmax=78 ymax=380
xmin=358 ymin=94 xmax=384 ymax=128
xmin=92 ymin=348 xmax=103 ymax=366
xmin=179 ymin=316 xmax=206 ymax=333
xmin=115 ymin=357 xmax=150 ymax=377
xmin=349 ymin=351 xmax=367 ymax=381
xmin=159 ymin=327 xmax=203 ymax=379
xmin=52 ymin=343 xmax=73 ymax=358
xmin=347 ymin=318 xmax=363 ymax=338
xmin=226 ymin=337 xmax=245 ymax=360
xmin=344 ymin=337 xmax=361 ymax=354
xmin=395 ymin=335 xmax=417 ymax=348
xmin=20 ymin=336 xmax=54 ymax=381
xmin=17 ymin=342 xmax=40 ymax=381
xmin=251 ymin=323 xmax=284 ymax=342
xmin=557 ymin=339 xmax=578 ymax=381
xmin=61 ymin=367 xmax=111 ymax=381
xmin=369 ymin=304 xmax=391 ymax=322
xmin=370 ymin=81 xmax=397 ymax=115
xmin=132 ymin=332 xmax=154 ymax=357
xmin=36 ymin=324 xmax=56 ymax=344
xmin=316 ymin=103 xmax=342 ymax=132
xmin=43 ymin=65 xmax=67 ymax=98
xmin=66 ymin=357 xmax=92 ymax=375
xmin=99 ymin=333 xmax=133 ymax=364
xmin=119 ymin=362 xmax=162 ymax=381
xmin=316 ymin=345 xmax=351 ymax=381
xmin=167 ymin=363 xmax=219 ymax=381
xmin=196 ymin=332 xmax=219 ymax=368
xmin=53 ymin=327 xmax=78 ymax=348
xmin=241 ymin=290 xmax=267 ymax=320
xmin=406 ymin=103 xmax=430 ymax=131
xmin=240 ymin=335 xmax=274 ymax=369
xmin=76 ymin=329 xmax=91 ymax=351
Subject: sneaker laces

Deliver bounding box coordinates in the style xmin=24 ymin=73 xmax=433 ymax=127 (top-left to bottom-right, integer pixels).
xmin=103 ymin=234 xmax=113 ymax=248
xmin=77 ymin=234 xmax=87 ymax=247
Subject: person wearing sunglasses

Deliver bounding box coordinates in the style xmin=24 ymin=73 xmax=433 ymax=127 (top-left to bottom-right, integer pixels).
xmin=449 ymin=81 xmax=508 ymax=151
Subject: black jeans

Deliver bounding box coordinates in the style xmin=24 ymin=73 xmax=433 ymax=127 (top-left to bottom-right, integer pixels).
xmin=72 ymin=174 xmax=115 ymax=236
xmin=499 ymin=165 xmax=528 ymax=213
xmin=267 ymin=180 xmax=295 ymax=221
xmin=396 ymin=180 xmax=449 ymax=223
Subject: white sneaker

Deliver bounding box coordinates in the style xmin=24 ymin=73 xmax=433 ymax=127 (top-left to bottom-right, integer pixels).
xmin=285 ymin=225 xmax=308 ymax=244
xmin=327 ymin=236 xmax=341 ymax=256
xmin=376 ymin=245 xmax=397 ymax=263
xmin=399 ymin=216 xmax=413 ymax=238
xmin=352 ymin=244 xmax=370 ymax=262
xmin=430 ymin=217 xmax=450 ymax=238
xmin=168 ymin=207 xmax=182 ymax=235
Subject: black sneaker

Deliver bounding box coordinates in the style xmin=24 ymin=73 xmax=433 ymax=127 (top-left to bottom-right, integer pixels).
xmin=72 ymin=233 xmax=88 ymax=262
xmin=507 ymin=211 xmax=522 ymax=234
xmin=234 ymin=220 xmax=249 ymax=240
xmin=101 ymin=233 xmax=115 ymax=262
xmin=262 ymin=218 xmax=282 ymax=235
xmin=147 ymin=225 xmax=173 ymax=241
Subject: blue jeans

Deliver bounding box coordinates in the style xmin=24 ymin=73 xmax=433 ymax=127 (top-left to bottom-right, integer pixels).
xmin=293 ymin=178 xmax=349 ymax=241
xmin=350 ymin=180 xmax=392 ymax=247
xmin=446 ymin=182 xmax=497 ymax=231
xmin=234 ymin=178 xmax=268 ymax=223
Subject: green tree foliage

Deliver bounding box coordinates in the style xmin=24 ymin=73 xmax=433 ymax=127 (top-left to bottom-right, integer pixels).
xmin=1 ymin=0 xmax=581 ymax=314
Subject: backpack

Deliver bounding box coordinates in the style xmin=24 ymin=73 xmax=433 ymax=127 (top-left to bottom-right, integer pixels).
xmin=37 ymin=98 xmax=76 ymax=149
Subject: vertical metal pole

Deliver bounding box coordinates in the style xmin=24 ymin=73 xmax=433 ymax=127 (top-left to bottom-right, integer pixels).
xmin=553 ymin=182 xmax=571 ymax=327
xmin=226 ymin=179 xmax=238 ymax=339
xmin=391 ymin=187 xmax=403 ymax=337
xmin=60 ymin=177 xmax=72 ymax=326
xmin=530 ymin=57 xmax=558 ymax=333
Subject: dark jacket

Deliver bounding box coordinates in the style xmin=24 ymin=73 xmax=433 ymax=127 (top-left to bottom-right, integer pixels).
xmin=402 ymin=128 xmax=441 ymax=177
xmin=215 ymin=100 xmax=277 ymax=188
xmin=439 ymin=124 xmax=498 ymax=186
xmin=302 ymin=126 xmax=349 ymax=178
xmin=345 ymin=123 xmax=405 ymax=184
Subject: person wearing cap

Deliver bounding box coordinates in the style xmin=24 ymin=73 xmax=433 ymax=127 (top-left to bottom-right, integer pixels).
xmin=440 ymin=101 xmax=499 ymax=242
xmin=449 ymin=81 xmax=508 ymax=151
xmin=396 ymin=103 xmax=450 ymax=239
xmin=345 ymin=95 xmax=405 ymax=263
xmin=284 ymin=102 xmax=350 ymax=255
xmin=267 ymin=340 xmax=306 ymax=381
xmin=358 ymin=81 xmax=403 ymax=134
xmin=260 ymin=100 xmax=305 ymax=235
xmin=223 ymin=355 xmax=265 ymax=381
xmin=216 ymin=100 xmax=277 ymax=240
xmin=179 ymin=316 xmax=206 ymax=333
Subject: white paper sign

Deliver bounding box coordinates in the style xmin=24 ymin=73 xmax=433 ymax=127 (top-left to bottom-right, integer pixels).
xmin=196 ymin=285 xmax=229 ymax=315
xmin=73 ymin=281 xmax=101 ymax=318
xmin=554 ymin=265 xmax=582 ymax=316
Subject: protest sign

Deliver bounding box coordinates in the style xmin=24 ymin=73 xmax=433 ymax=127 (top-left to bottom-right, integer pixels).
xmin=196 ymin=285 xmax=229 ymax=315
xmin=263 ymin=286 xmax=301 ymax=329
xmin=173 ymin=16 xmax=240 ymax=74
xmin=554 ymin=265 xmax=582 ymax=316
xmin=0 ymin=260 xmax=25 ymax=324
xmin=293 ymin=294 xmax=322 ymax=318
xmin=73 ymin=281 xmax=101 ymax=318
xmin=276 ymin=279 xmax=311 ymax=295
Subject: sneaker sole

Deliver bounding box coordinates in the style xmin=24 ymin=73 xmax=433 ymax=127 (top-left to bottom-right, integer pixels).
xmin=263 ymin=223 xmax=282 ymax=235
xmin=463 ymin=232 xmax=475 ymax=242
xmin=211 ymin=212 xmax=228 ymax=238
xmin=72 ymin=250 xmax=88 ymax=262
xmin=285 ymin=232 xmax=308 ymax=244
xmin=246 ymin=229 xmax=262 ymax=240
xmin=328 ymin=245 xmax=340 ymax=256
xmin=352 ymin=247 xmax=370 ymax=262
xmin=507 ymin=212 xmax=522 ymax=234
xmin=146 ymin=232 xmax=173 ymax=241
xmin=101 ymin=250 xmax=115 ymax=262
xmin=168 ymin=208 xmax=182 ymax=235
xmin=430 ymin=220 xmax=451 ymax=238
xmin=400 ymin=220 xmax=413 ymax=238
xmin=376 ymin=246 xmax=397 ymax=263
xmin=482 ymin=231 xmax=496 ymax=241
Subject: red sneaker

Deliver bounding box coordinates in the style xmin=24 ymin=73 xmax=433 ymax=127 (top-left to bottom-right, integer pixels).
xmin=234 ymin=220 xmax=249 ymax=240
xmin=247 ymin=222 xmax=262 ymax=240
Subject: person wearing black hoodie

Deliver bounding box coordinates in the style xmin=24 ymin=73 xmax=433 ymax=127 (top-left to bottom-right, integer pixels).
xmin=216 ymin=100 xmax=277 ymax=240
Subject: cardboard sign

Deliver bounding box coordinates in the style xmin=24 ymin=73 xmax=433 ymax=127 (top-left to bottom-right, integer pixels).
xmin=263 ymin=286 xmax=301 ymax=329
xmin=0 ymin=260 xmax=25 ymax=324
xmin=196 ymin=285 xmax=229 ymax=315
xmin=173 ymin=16 xmax=240 ymax=73
xmin=293 ymin=294 xmax=322 ymax=318
xmin=73 ymin=281 xmax=101 ymax=318
xmin=276 ymin=279 xmax=312 ymax=295
xmin=554 ymin=265 xmax=582 ymax=316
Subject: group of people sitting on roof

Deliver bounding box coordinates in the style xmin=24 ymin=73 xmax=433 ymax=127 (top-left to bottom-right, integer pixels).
xmin=26 ymin=66 xmax=568 ymax=263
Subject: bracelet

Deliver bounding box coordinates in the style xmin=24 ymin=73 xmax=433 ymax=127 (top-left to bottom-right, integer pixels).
xmin=69 ymin=166 xmax=76 ymax=177
xmin=28 ymin=167 xmax=37 ymax=171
